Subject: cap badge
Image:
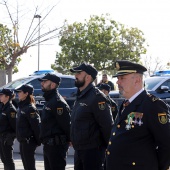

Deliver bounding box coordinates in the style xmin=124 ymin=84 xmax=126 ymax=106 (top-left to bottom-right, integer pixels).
xmin=115 ymin=62 xmax=120 ymax=70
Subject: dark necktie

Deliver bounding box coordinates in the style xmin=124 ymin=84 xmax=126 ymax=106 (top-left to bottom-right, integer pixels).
xmin=123 ymin=100 xmax=130 ymax=107
xmin=121 ymin=100 xmax=130 ymax=114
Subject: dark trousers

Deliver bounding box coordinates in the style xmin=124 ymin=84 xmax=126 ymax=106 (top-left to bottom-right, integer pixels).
xmin=43 ymin=144 xmax=68 ymax=170
xmin=0 ymin=138 xmax=15 ymax=170
xmin=74 ymin=146 xmax=106 ymax=170
xmin=19 ymin=140 xmax=37 ymax=170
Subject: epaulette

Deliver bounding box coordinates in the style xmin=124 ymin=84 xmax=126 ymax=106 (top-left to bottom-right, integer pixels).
xmin=94 ymin=87 xmax=101 ymax=95
xmin=147 ymin=93 xmax=159 ymax=102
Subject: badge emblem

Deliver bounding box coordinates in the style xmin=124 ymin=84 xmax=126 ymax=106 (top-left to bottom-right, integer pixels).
xmin=57 ymin=108 xmax=63 ymax=115
xmin=10 ymin=112 xmax=16 ymax=118
xmin=30 ymin=112 xmax=36 ymax=118
xmin=98 ymin=102 xmax=106 ymax=110
xmin=158 ymin=113 xmax=168 ymax=124
xmin=111 ymin=106 xmax=115 ymax=112
xmin=115 ymin=62 xmax=120 ymax=70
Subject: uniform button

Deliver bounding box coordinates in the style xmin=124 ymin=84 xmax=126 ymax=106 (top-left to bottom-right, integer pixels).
xmin=108 ymin=141 xmax=111 ymax=145
xmin=132 ymin=125 xmax=134 ymax=128
xmin=117 ymin=124 xmax=120 ymax=128
xmin=112 ymin=132 xmax=116 ymax=136
xmin=107 ymin=151 xmax=110 ymax=155
xmin=132 ymin=162 xmax=136 ymax=166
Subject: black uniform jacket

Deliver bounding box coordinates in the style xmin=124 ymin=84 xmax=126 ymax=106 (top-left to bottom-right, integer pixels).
xmin=106 ymin=90 xmax=170 ymax=170
xmin=0 ymin=101 xmax=16 ymax=135
xmin=40 ymin=89 xmax=71 ymax=142
xmin=71 ymin=83 xmax=113 ymax=150
xmin=16 ymin=98 xmax=41 ymax=145
xmin=107 ymin=95 xmax=118 ymax=121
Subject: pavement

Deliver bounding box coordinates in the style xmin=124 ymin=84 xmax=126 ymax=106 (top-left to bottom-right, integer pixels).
xmin=0 ymin=152 xmax=74 ymax=170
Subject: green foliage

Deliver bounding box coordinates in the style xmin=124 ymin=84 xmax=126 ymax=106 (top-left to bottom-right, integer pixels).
xmin=0 ymin=23 xmax=21 ymax=72
xmin=53 ymin=14 xmax=147 ymax=74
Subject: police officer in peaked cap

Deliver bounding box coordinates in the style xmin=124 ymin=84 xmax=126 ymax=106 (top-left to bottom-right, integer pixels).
xmin=106 ymin=60 xmax=170 ymax=170
xmin=70 ymin=63 xmax=113 ymax=170
xmin=38 ymin=73 xmax=71 ymax=170
xmin=98 ymin=83 xmax=118 ymax=121
xmin=0 ymin=89 xmax=17 ymax=170
xmin=15 ymin=84 xmax=41 ymax=170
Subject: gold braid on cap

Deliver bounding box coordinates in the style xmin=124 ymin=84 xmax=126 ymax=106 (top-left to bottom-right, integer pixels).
xmin=117 ymin=70 xmax=137 ymax=73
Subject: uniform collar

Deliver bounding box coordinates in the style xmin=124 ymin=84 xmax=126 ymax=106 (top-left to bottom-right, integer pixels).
xmin=77 ymin=83 xmax=94 ymax=98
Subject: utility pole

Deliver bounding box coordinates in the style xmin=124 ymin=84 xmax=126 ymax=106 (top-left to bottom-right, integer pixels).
xmin=34 ymin=14 xmax=41 ymax=71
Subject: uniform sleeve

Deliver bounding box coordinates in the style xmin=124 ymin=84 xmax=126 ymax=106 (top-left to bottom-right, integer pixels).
xmin=27 ymin=106 xmax=41 ymax=145
xmin=147 ymin=100 xmax=170 ymax=169
xmin=92 ymin=94 xmax=113 ymax=146
xmin=7 ymin=105 xmax=17 ymax=133
xmin=53 ymin=101 xmax=71 ymax=142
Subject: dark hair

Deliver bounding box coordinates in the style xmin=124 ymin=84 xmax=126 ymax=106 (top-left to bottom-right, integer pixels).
xmin=26 ymin=94 xmax=36 ymax=105
xmin=103 ymin=74 xmax=108 ymax=77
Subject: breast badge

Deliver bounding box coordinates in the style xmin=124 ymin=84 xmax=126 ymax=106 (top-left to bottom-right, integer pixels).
xmin=158 ymin=113 xmax=168 ymax=124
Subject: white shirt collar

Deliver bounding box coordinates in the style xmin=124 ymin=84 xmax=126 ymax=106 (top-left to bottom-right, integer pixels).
xmin=128 ymin=89 xmax=144 ymax=103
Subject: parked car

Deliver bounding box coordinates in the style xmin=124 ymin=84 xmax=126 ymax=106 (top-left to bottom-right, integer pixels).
xmin=151 ymin=70 xmax=170 ymax=76
xmin=29 ymin=69 xmax=55 ymax=76
xmin=144 ymin=76 xmax=170 ymax=99
xmin=0 ymin=74 xmax=77 ymax=112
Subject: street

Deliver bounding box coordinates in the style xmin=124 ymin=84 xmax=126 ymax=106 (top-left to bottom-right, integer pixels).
xmin=0 ymin=152 xmax=74 ymax=170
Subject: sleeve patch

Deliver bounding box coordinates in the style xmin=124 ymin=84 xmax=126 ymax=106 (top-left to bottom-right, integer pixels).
xmin=30 ymin=112 xmax=36 ymax=118
xmin=57 ymin=108 xmax=63 ymax=115
xmin=10 ymin=112 xmax=16 ymax=118
xmin=98 ymin=101 xmax=106 ymax=110
xmin=158 ymin=113 xmax=168 ymax=124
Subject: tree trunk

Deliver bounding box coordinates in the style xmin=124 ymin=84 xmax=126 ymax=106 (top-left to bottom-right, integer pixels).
xmin=7 ymin=67 xmax=13 ymax=83
xmin=0 ymin=70 xmax=6 ymax=86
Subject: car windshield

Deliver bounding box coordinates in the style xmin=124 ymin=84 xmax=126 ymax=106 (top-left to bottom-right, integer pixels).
xmin=144 ymin=77 xmax=163 ymax=90
xmin=1 ymin=77 xmax=33 ymax=89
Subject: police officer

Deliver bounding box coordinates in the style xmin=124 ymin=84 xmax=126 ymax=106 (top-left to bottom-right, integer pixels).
xmin=70 ymin=63 xmax=113 ymax=170
xmin=106 ymin=60 xmax=170 ymax=170
xmin=98 ymin=83 xmax=118 ymax=121
xmin=0 ymin=89 xmax=17 ymax=170
xmin=15 ymin=84 xmax=41 ymax=170
xmin=38 ymin=73 xmax=70 ymax=170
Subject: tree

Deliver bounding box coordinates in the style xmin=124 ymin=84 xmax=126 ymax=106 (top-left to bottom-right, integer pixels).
xmin=0 ymin=0 xmax=62 ymax=82
xmin=142 ymin=55 xmax=165 ymax=76
xmin=52 ymin=14 xmax=147 ymax=74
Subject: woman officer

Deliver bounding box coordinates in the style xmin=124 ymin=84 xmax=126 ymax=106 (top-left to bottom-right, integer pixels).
xmin=15 ymin=84 xmax=41 ymax=170
xmin=0 ymin=89 xmax=17 ymax=170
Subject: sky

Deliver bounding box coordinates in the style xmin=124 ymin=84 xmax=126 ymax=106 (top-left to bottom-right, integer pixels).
xmin=0 ymin=0 xmax=170 ymax=81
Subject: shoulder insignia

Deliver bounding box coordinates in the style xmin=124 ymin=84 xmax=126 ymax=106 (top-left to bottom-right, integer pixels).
xmin=158 ymin=112 xmax=168 ymax=124
xmin=30 ymin=112 xmax=36 ymax=118
xmin=95 ymin=88 xmax=101 ymax=95
xmin=98 ymin=101 xmax=106 ymax=110
xmin=10 ymin=112 xmax=16 ymax=118
xmin=57 ymin=107 xmax=63 ymax=115
xmin=147 ymin=93 xmax=159 ymax=102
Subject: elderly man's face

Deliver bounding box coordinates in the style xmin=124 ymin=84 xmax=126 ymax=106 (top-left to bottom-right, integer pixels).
xmin=116 ymin=73 xmax=140 ymax=99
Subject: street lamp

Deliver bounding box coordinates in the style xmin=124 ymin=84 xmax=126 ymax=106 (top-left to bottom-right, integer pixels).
xmin=34 ymin=14 xmax=41 ymax=71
